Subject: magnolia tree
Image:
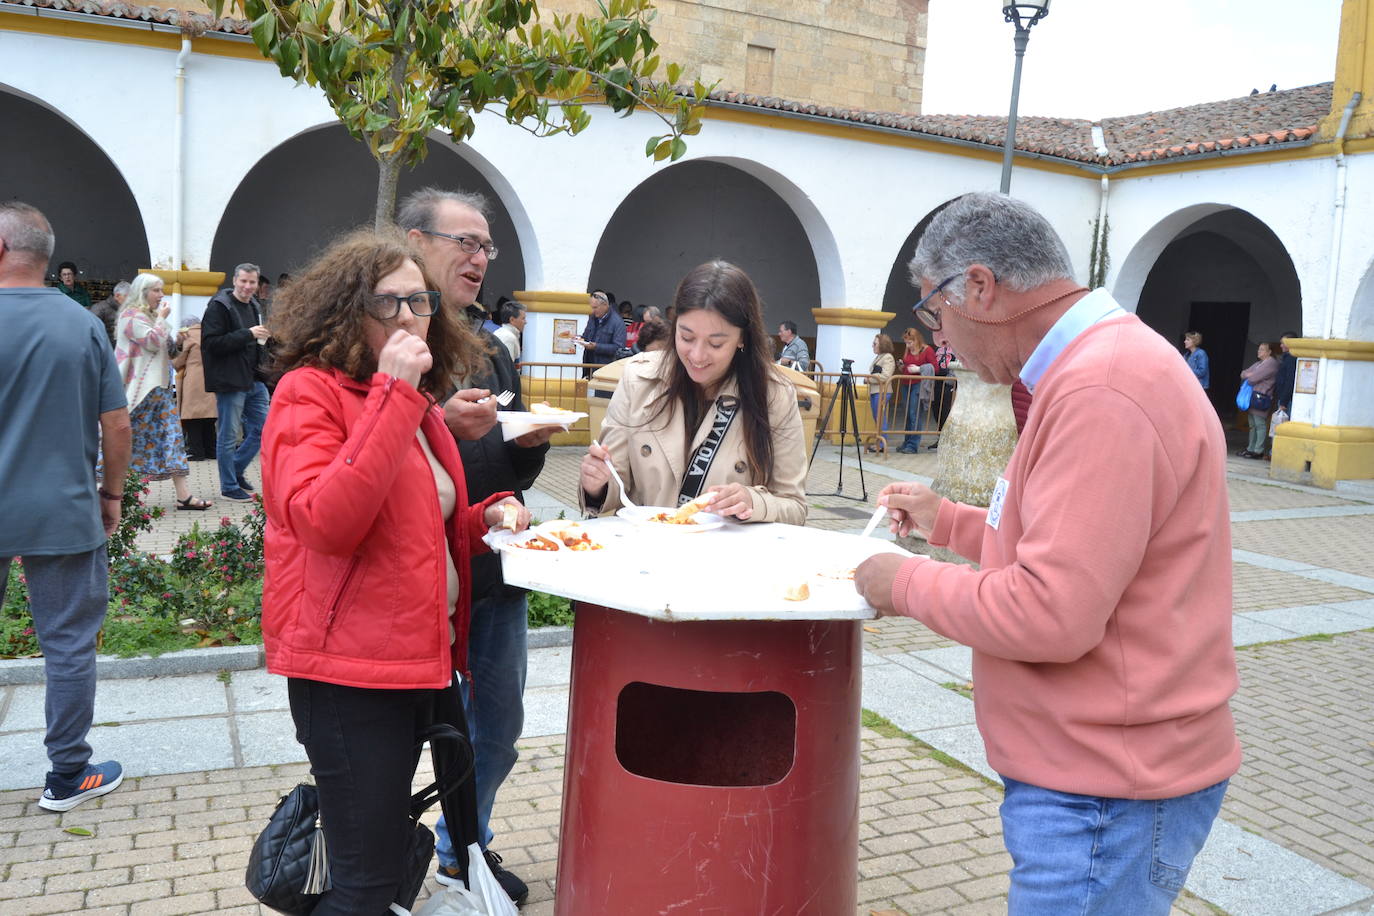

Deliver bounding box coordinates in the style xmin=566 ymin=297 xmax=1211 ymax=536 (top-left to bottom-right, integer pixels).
xmin=207 ymin=0 xmax=708 ymax=224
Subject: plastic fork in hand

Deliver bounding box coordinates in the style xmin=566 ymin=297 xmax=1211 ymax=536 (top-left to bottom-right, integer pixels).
xmin=479 ymin=390 xmax=515 ymax=406
xmin=591 ymin=439 xmax=636 ymax=509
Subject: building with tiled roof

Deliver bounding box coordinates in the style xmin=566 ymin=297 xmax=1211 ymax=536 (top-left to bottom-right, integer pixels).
xmin=3 ymin=0 xmax=1374 ymax=487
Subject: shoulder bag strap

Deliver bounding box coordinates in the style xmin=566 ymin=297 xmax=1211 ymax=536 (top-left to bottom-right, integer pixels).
xmin=677 ymin=395 xmax=740 ymax=506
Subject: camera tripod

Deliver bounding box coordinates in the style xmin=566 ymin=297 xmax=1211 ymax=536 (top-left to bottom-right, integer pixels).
xmin=808 ymin=358 xmax=868 ymax=500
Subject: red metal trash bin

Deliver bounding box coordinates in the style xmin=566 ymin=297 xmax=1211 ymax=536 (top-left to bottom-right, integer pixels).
xmin=554 ymin=603 xmax=862 ymax=915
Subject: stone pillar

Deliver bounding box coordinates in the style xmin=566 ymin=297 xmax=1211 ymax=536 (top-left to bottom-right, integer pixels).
xmin=898 ymin=365 xmax=1020 ymax=564
xmin=513 ymin=290 xmax=591 ymax=369
xmin=1271 ymin=338 xmax=1374 ymax=487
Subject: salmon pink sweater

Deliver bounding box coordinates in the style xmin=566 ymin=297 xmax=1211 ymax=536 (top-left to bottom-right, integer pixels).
xmin=891 ymin=312 xmax=1241 ymax=799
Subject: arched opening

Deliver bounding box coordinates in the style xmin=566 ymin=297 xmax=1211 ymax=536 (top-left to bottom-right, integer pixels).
xmin=0 ymin=86 xmax=150 ymax=295
xmin=587 ymin=159 xmax=833 ymax=340
xmin=881 ymin=198 xmax=960 ymax=318
xmin=210 ymin=125 xmax=527 ymax=309
xmin=1346 ymin=256 xmax=1374 ymax=342
xmin=1127 ymin=208 xmax=1301 ymax=418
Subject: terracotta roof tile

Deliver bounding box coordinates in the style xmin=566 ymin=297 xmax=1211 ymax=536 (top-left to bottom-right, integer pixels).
xmin=1 ymin=0 xmax=249 ymax=34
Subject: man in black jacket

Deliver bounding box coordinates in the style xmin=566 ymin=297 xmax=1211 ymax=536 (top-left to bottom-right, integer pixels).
xmin=201 ymin=264 xmax=269 ymax=501
xmin=400 ymin=187 xmax=555 ymax=907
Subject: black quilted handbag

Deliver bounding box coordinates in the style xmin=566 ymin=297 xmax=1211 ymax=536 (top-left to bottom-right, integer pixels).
xmin=246 ymin=723 xmax=473 ymax=915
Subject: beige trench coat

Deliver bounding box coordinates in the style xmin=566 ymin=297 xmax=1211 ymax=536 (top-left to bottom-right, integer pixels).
xmin=172 ymin=326 xmax=217 ymax=420
xmin=584 ymin=350 xmax=808 ymax=525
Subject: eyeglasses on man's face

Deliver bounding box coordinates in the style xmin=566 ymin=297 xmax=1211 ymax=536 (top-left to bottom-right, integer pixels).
xmin=367 ymin=291 xmax=441 ymax=320
xmin=912 ymin=274 xmax=959 ymax=331
xmin=421 ymin=229 xmax=498 ymax=260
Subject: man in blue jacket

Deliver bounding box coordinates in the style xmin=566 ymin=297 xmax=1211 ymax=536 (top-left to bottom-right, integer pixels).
xmin=575 ymin=289 xmax=626 ymax=377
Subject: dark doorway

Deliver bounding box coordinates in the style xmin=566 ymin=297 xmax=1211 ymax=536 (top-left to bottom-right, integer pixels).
xmin=211 ymin=126 xmax=525 ymax=308
xmin=589 ymin=160 xmax=820 ymax=335
xmin=1188 ymin=301 xmax=1250 ymax=420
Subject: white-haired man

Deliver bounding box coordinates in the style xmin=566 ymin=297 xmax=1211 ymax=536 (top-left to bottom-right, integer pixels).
xmin=856 ymin=192 xmax=1239 ymax=915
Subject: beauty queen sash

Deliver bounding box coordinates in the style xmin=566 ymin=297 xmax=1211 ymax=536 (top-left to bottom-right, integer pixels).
xmin=677 ymin=395 xmax=740 ymax=506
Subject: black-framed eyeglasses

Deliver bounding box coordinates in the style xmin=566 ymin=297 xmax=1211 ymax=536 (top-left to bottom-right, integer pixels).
xmin=366 ymin=291 xmax=441 ymax=320
xmin=420 ymin=229 xmax=498 ymax=260
xmin=911 ymin=274 xmax=959 ymax=331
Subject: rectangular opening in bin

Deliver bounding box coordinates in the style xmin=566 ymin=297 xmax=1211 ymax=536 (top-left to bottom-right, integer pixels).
xmin=615 ymin=682 xmax=796 ymax=787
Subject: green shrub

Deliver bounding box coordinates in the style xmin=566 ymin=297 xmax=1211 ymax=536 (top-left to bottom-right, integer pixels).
xmin=527 ymin=590 xmax=574 ymax=628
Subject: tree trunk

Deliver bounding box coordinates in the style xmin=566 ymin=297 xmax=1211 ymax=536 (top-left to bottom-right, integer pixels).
xmin=375 ymin=155 xmax=402 ymax=229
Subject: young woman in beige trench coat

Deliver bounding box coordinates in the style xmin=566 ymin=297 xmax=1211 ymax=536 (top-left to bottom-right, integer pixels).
xmin=579 ymin=260 xmax=807 ymax=525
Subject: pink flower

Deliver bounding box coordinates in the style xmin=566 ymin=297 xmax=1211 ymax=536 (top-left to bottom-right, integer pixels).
xmin=22 ymin=627 xmax=34 ymax=636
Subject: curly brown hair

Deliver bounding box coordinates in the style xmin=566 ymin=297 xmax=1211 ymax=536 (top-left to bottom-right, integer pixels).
xmin=268 ymin=228 xmax=488 ymax=396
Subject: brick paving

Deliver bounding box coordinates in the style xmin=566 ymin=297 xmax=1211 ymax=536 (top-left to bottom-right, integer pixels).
xmin=1227 ymin=631 xmax=1374 ymax=891
xmin=44 ymin=441 xmax=1374 ymax=914
xmin=1232 ymin=514 xmax=1374 ymax=577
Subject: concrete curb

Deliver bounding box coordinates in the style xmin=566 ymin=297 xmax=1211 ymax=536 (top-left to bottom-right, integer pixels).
xmin=0 ymin=644 xmax=263 ymax=686
xmin=0 ymin=626 xmax=576 ymax=686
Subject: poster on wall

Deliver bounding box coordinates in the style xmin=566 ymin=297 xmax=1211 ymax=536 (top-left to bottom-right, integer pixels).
xmin=1295 ymin=358 xmax=1319 ymax=395
xmin=552 ymin=318 xmax=578 ymax=355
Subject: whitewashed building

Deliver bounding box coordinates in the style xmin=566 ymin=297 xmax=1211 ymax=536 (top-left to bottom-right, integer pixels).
xmin=3 ymin=0 xmax=1372 ymax=486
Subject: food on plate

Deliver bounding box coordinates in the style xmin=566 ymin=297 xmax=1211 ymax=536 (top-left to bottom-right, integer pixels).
xmin=556 ymin=328 xmax=573 ymax=339
xmin=649 ymin=511 xmax=699 ymax=526
xmin=667 ymin=494 xmax=713 ymax=524
xmin=500 ymin=503 xmax=521 ymax=532
xmin=528 ymin=401 xmax=576 ymax=417
xmin=814 ymin=567 xmax=857 ymax=581
xmin=509 ymin=521 xmax=604 ymax=552
xmin=509 ymin=534 xmax=560 ymax=551
xmin=783 ymin=581 xmax=811 ymax=602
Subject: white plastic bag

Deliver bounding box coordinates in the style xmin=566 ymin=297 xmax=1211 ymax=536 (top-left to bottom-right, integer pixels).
xmin=1269 ymin=406 xmax=1289 ymax=438
xmin=413 ymin=885 xmax=487 ymax=916
xmin=414 ymin=844 xmax=518 ymax=916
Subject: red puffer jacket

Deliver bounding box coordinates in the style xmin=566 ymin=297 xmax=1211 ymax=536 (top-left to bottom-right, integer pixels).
xmin=261 ymin=367 xmax=506 ymax=690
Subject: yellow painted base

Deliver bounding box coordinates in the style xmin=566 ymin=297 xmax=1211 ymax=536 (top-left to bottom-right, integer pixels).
xmin=1270 ymin=423 xmax=1374 ymax=489
xmin=513 ymin=290 xmax=591 ymax=316
xmin=812 ymin=307 xmax=896 ymax=329
xmin=141 ymin=269 xmax=226 ymax=297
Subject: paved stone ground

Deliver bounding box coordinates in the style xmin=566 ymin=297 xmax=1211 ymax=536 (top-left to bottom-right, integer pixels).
xmin=5 ymin=438 xmax=1364 ymax=914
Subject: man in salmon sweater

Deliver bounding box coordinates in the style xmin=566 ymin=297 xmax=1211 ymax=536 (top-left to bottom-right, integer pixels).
xmin=856 ymin=193 xmax=1240 ymax=915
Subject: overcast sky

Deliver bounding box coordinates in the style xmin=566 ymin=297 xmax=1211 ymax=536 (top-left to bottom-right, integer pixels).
xmin=921 ymin=0 xmax=1344 ymax=120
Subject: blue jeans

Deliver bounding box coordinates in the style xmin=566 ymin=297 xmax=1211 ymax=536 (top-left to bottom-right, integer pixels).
xmin=1000 ymin=775 xmax=1228 ymax=916
xmin=1 ymin=549 xmax=108 ymax=774
xmin=902 ymin=390 xmax=929 ymax=451
xmin=436 ymin=591 xmax=529 ymax=867
xmin=215 ymin=382 xmax=269 ymax=493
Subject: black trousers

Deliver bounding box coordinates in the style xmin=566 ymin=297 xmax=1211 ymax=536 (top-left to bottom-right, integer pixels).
xmin=181 ymin=418 xmax=217 ymax=459
xmin=287 ymin=677 xmax=472 ymax=915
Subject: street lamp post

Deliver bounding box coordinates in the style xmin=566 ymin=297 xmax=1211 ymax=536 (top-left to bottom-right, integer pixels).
xmin=999 ymin=0 xmax=1052 ymax=194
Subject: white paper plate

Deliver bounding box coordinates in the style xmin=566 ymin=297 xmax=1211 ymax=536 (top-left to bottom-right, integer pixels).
xmin=495 ymin=410 xmax=586 ymax=427
xmin=615 ymin=505 xmax=727 ymax=532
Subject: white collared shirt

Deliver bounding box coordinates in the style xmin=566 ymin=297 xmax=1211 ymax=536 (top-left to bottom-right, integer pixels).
xmin=1019 ymin=288 xmax=1125 ymax=392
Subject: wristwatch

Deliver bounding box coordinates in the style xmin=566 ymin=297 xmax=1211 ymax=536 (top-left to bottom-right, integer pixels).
xmin=98 ymin=487 xmax=124 ymax=502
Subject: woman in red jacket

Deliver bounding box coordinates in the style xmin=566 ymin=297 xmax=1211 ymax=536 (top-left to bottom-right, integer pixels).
xmin=261 ymin=229 xmax=529 ymax=914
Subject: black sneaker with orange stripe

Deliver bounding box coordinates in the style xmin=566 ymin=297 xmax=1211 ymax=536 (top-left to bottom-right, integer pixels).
xmin=38 ymin=760 xmax=124 ymax=812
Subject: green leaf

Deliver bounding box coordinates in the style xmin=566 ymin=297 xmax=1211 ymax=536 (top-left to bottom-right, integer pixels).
xmin=251 ymin=13 xmax=276 ymax=50
xmin=666 ymin=62 xmax=681 ymax=85
xmin=644 ymin=134 xmax=661 ymax=156
xmin=670 ymin=137 xmax=686 ymax=161
xmin=297 ymin=21 xmax=327 ymax=42
xmin=652 ymin=139 xmax=671 ymax=161
xmin=64 ymin=827 xmax=93 ymax=837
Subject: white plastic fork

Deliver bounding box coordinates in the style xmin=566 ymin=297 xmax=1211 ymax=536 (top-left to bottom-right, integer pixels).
xmin=591 ymin=438 xmax=636 ymax=509
xmin=479 ymin=390 xmax=515 ymax=406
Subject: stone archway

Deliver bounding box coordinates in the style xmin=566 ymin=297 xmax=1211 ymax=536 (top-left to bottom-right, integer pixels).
xmin=1 ymin=85 xmax=150 ymax=291
xmin=210 ymin=124 xmax=528 ymax=307
xmin=586 ymin=158 xmax=834 ymax=335
xmin=881 ymin=197 xmax=960 ymax=322
xmin=1122 ymin=206 xmax=1301 ymax=417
